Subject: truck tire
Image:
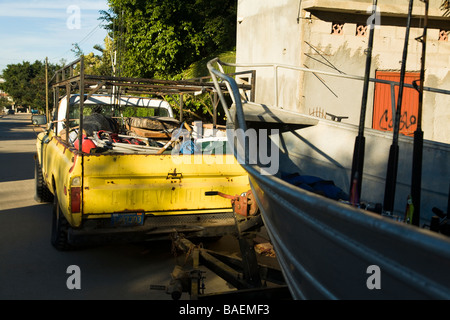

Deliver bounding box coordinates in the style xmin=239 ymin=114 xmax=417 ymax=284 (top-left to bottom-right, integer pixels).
xmin=34 ymin=158 xmax=54 ymax=203
xmin=51 ymin=194 xmax=72 ymax=251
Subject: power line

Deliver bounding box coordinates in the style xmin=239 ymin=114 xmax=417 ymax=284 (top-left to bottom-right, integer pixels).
xmin=78 ymin=22 xmax=104 ymax=46
xmin=49 ymin=21 xmax=106 ymax=62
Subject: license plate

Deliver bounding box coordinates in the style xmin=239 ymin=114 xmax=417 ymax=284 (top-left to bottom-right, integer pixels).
xmin=111 ymin=213 xmax=144 ymax=227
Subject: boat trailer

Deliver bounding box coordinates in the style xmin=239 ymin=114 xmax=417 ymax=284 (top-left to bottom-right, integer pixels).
xmin=151 ymin=191 xmax=292 ymax=300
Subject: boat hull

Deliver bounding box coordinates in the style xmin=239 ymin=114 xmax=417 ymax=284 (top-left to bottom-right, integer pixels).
xmin=247 ymin=164 xmax=450 ymax=299
xmin=225 ymin=104 xmax=450 ymax=299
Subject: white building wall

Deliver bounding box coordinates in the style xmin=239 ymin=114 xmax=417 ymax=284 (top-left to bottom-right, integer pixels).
xmin=236 ymin=0 xmax=304 ymax=111
xmin=236 ymin=0 xmax=450 ymax=143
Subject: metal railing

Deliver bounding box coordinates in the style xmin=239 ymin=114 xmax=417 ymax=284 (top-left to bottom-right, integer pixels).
xmin=208 ymin=59 xmax=450 ymax=111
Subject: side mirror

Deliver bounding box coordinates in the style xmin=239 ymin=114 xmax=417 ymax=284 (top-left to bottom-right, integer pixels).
xmin=31 ymin=114 xmax=47 ymax=125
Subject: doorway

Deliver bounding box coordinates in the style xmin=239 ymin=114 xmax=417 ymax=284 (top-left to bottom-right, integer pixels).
xmin=372 ymin=71 xmax=420 ymax=137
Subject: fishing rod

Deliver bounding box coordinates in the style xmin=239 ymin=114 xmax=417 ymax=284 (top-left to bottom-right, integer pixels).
xmin=410 ymin=0 xmax=429 ymax=226
xmin=349 ymin=0 xmax=378 ymax=205
xmin=383 ymin=0 xmax=414 ymax=214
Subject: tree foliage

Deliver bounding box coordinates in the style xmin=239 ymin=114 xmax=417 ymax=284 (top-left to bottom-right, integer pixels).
xmin=0 ymin=96 xmax=10 ymax=109
xmin=72 ymin=37 xmax=115 ymax=76
xmin=101 ymin=0 xmax=237 ymax=79
xmin=0 ymin=60 xmax=59 ymax=110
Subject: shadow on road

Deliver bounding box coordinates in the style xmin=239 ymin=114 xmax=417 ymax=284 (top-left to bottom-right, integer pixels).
xmin=0 ymin=114 xmax=39 ymax=141
xmin=0 ymin=152 xmax=35 ymax=183
xmin=0 ymin=202 xmax=176 ymax=300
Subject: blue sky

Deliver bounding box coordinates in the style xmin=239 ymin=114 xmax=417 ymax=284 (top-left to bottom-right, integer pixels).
xmin=0 ymin=0 xmax=109 ymax=74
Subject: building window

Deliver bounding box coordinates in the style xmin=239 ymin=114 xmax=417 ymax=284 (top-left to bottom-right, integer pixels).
xmin=356 ymin=24 xmax=368 ymax=37
xmin=439 ymin=29 xmax=449 ymax=41
xmin=331 ymin=22 xmax=344 ymax=35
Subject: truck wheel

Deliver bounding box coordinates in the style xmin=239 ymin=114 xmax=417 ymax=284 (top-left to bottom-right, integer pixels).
xmin=34 ymin=158 xmax=54 ymax=203
xmin=51 ymin=194 xmax=72 ymax=251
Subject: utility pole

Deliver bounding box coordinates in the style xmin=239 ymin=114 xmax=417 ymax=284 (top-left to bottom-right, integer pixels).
xmin=45 ymin=57 xmax=49 ymax=122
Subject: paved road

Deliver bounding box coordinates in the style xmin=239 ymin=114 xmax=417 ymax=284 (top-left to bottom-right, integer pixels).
xmin=0 ymin=113 xmax=238 ymax=300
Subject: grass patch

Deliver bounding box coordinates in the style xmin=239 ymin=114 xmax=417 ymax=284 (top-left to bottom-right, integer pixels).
xmin=180 ymin=50 xmax=236 ymax=80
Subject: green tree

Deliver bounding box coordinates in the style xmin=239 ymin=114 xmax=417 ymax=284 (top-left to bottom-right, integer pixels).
xmin=101 ymin=0 xmax=237 ymax=79
xmin=0 ymin=96 xmax=11 ymax=109
xmin=92 ymin=37 xmax=115 ymax=76
xmin=72 ymin=37 xmax=115 ymax=76
xmin=0 ymin=60 xmax=59 ymax=111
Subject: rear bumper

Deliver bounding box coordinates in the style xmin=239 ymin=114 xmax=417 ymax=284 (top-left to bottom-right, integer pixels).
xmin=67 ymin=212 xmax=237 ymax=246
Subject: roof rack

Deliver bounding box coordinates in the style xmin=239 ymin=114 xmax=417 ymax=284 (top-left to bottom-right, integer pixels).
xmin=50 ymin=57 xmax=254 ymax=106
xmin=48 ymin=57 xmax=255 ymax=149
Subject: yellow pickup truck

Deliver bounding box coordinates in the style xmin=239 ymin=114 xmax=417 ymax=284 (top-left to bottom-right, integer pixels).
xmin=35 ymin=62 xmax=250 ymax=251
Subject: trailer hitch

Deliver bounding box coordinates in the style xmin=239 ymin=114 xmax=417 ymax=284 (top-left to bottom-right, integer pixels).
xmin=205 ymin=190 xmax=259 ymax=217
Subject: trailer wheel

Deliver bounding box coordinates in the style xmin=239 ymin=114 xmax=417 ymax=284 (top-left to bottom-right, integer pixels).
xmin=51 ymin=194 xmax=72 ymax=251
xmin=34 ymin=158 xmax=54 ymax=203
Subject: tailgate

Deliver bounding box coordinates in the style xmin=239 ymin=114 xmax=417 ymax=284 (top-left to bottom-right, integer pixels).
xmin=82 ymin=154 xmax=249 ymax=215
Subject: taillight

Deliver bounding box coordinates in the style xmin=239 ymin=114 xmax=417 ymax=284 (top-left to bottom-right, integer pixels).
xmin=71 ymin=177 xmax=81 ymax=213
xmin=71 ymin=187 xmax=81 ymax=213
